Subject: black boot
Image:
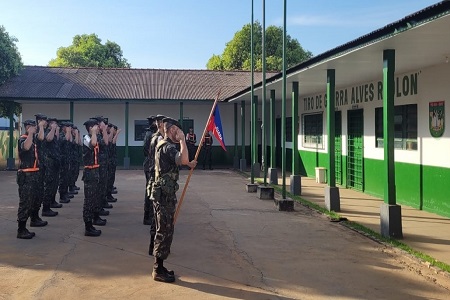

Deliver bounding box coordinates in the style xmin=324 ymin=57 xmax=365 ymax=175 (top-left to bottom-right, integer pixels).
xmin=84 ymin=221 xmax=101 ymax=237
xmin=143 ymin=211 xmax=151 ymax=225
xmin=17 ymin=221 xmax=34 ymax=239
xmin=68 ymin=187 xmax=78 ymax=195
xmin=99 ymin=208 xmax=110 ymax=216
xmin=50 ymin=200 xmax=63 ymax=208
xmin=59 ymin=195 xmax=70 ymax=203
xmin=42 ymin=206 xmax=58 ymax=217
xmin=103 ymin=202 xmax=113 ymax=209
xmin=93 ymin=213 xmax=107 ymax=226
xmin=152 ymin=258 xmax=175 ymax=282
xmin=107 ymin=195 xmax=117 ymax=203
xmin=30 ymin=211 xmax=48 ymax=227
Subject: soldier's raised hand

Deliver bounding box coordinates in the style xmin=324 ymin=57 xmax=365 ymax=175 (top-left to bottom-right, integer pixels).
xmin=28 ymin=125 xmax=36 ymax=135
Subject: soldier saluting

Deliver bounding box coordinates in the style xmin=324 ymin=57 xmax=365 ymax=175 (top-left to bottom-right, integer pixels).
xmin=151 ymin=117 xmax=197 ymax=283
xmin=16 ymin=120 xmax=47 ymax=239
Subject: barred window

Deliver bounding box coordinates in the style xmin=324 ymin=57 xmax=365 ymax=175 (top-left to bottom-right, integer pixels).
xmin=375 ymin=104 xmax=417 ymax=150
xmin=302 ymin=113 xmax=323 ymax=148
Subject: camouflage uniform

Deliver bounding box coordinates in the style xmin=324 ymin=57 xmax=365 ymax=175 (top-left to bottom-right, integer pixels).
xmin=151 ymin=136 xmax=180 ymax=260
xmin=42 ymin=127 xmax=61 ymax=212
xmin=106 ymin=133 xmax=117 ymax=201
xmin=17 ymin=122 xmax=47 ymax=239
xmin=146 ymin=131 xmax=162 ymax=246
xmin=58 ymin=126 xmax=71 ymax=201
xmin=97 ymin=133 xmax=109 ymax=210
xmin=82 ymin=133 xmax=100 ymax=223
xmin=143 ymin=127 xmax=157 ymax=224
xmin=69 ymin=131 xmax=81 ymax=191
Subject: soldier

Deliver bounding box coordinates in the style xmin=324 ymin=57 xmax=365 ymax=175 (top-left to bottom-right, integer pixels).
xmin=34 ymin=114 xmax=59 ymax=216
xmin=68 ymin=125 xmax=81 ymax=194
xmin=106 ymin=123 xmax=120 ymax=203
xmin=143 ymin=115 xmax=157 ymax=225
xmin=150 ymin=117 xmax=196 ymax=283
xmin=91 ymin=116 xmax=112 ymax=216
xmin=17 ymin=120 xmax=47 ymax=239
xmin=202 ymin=131 xmax=213 ymax=170
xmin=82 ymin=119 xmax=103 ymax=236
xmin=186 ymin=127 xmax=196 ymax=162
xmin=58 ymin=121 xmax=73 ymax=203
xmin=41 ymin=117 xmax=61 ymax=216
xmin=146 ymin=115 xmax=165 ymax=251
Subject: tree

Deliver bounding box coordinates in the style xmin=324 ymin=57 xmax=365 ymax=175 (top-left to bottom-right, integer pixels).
xmin=207 ymin=21 xmax=313 ymax=72
xmin=0 ymin=25 xmax=23 ymax=118
xmin=48 ymin=33 xmax=131 ymax=68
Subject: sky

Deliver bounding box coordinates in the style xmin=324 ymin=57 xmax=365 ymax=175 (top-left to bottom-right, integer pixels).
xmin=0 ymin=0 xmax=441 ymax=70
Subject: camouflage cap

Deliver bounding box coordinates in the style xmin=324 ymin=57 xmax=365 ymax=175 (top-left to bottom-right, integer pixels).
xmin=83 ymin=118 xmax=99 ymax=127
xmin=162 ymin=117 xmax=182 ymax=131
xmin=92 ymin=115 xmax=108 ymax=124
xmin=155 ymin=114 xmax=166 ymax=121
xmin=34 ymin=113 xmax=47 ymax=121
xmin=23 ymin=119 xmax=36 ymax=126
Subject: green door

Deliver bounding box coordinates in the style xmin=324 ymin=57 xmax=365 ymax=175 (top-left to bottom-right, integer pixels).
xmin=335 ymin=111 xmax=342 ymax=186
xmin=347 ymin=109 xmax=364 ymax=191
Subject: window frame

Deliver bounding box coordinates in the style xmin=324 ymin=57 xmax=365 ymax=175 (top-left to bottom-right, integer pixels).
xmin=302 ymin=112 xmax=324 ymax=149
xmin=375 ymin=104 xmax=418 ymax=150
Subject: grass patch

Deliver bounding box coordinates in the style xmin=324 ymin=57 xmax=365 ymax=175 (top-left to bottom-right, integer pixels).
xmin=247 ymin=175 xmax=450 ymax=274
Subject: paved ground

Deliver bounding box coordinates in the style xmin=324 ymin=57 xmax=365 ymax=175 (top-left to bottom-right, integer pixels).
xmin=1 ymin=169 xmax=449 ymax=299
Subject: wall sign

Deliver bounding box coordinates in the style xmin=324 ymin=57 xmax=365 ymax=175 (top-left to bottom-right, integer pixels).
xmin=429 ymin=101 xmax=445 ymax=137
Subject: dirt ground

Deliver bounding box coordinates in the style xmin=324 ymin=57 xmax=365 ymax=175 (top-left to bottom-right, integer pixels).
xmin=0 ymin=169 xmax=449 ymax=300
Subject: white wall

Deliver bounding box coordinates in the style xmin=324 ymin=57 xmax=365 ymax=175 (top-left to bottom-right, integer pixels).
xmin=296 ymin=63 xmax=450 ymax=168
xmin=21 ymin=101 xmax=252 ymax=148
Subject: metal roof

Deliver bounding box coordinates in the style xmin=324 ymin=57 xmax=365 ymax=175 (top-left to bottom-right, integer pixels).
xmin=0 ymin=67 xmax=277 ymax=102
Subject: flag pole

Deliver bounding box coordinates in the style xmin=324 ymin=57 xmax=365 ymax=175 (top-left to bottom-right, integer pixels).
xmin=173 ymin=89 xmax=222 ymax=225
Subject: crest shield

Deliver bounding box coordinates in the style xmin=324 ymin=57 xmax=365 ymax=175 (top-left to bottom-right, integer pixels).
xmin=429 ymin=101 xmax=445 ymax=137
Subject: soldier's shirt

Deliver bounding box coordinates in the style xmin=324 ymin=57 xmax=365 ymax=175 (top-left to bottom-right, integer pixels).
xmin=157 ymin=137 xmax=182 ymax=175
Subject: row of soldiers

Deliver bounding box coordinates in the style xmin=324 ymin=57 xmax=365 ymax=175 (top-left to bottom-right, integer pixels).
xmin=16 ymin=114 xmax=119 ymax=239
xmin=80 ymin=116 xmax=121 ymax=237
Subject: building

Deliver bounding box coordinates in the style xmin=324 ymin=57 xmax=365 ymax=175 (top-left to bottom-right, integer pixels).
xmin=1 ymin=1 xmax=449 ymax=220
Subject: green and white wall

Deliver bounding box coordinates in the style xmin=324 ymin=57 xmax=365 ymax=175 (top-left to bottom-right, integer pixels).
xmin=296 ymin=63 xmax=450 ymax=218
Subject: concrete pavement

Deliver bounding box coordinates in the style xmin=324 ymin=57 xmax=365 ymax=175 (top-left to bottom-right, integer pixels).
xmin=1 ymin=169 xmax=449 ymax=299
xmin=277 ymin=174 xmax=450 ymax=268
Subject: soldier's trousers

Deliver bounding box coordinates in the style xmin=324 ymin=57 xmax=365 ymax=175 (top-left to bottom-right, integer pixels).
xmin=58 ymin=159 xmax=70 ymax=197
xmin=107 ymin=162 xmax=116 ymax=196
xmin=152 ymin=191 xmax=177 ymax=260
xmin=43 ymin=159 xmax=60 ymax=208
xmin=146 ymin=176 xmax=156 ymax=237
xmin=98 ymin=164 xmax=108 ymax=208
xmin=69 ymin=159 xmax=80 ymax=188
xmin=17 ymin=171 xmax=41 ymax=222
xmin=202 ymin=148 xmax=212 ymax=169
xmin=82 ymin=168 xmax=100 ymax=223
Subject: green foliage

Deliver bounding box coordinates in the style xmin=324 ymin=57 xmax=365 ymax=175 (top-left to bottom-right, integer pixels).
xmin=48 ymin=33 xmax=131 ymax=68
xmin=0 ymin=101 xmax=21 ymax=119
xmin=207 ymin=21 xmax=313 ymax=71
xmin=0 ymin=25 xmax=23 ymax=86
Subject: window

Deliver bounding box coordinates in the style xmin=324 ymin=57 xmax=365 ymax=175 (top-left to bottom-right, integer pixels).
xmin=134 ymin=120 xmax=148 ymax=141
xmin=375 ymin=104 xmax=417 ymax=150
xmin=286 ymin=117 xmax=292 ymax=142
xmin=302 ymin=113 xmax=323 ymax=148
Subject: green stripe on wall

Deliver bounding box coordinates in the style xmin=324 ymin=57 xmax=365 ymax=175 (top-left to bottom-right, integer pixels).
xmin=299 ymin=151 xmax=450 ymax=218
